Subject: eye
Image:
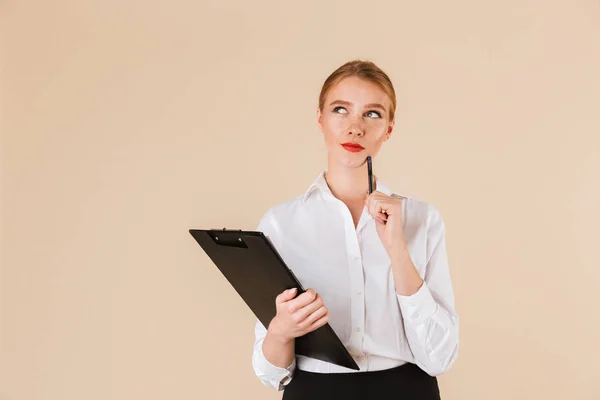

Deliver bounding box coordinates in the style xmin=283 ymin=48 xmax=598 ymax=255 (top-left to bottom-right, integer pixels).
xmin=333 ymin=106 xmax=348 ymax=114
xmin=365 ymin=110 xmax=382 ymax=119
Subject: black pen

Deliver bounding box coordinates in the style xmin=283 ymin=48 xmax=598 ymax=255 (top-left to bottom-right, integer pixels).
xmin=367 ymin=156 xmax=373 ymax=194
xmin=367 ymin=156 xmax=388 ymax=221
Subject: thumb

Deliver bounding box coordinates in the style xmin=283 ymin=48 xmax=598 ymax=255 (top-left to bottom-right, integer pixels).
xmin=284 ymin=287 xmax=298 ymax=300
xmin=276 ymin=287 xmax=297 ymax=304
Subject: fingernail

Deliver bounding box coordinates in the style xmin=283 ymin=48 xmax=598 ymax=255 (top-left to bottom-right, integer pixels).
xmin=289 ymin=288 xmax=297 ymax=294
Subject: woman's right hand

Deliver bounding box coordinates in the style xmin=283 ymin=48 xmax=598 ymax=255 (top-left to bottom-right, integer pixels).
xmin=267 ymin=288 xmax=329 ymax=343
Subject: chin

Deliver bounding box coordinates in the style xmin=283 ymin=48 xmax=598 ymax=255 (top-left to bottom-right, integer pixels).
xmin=336 ymin=153 xmax=368 ymax=168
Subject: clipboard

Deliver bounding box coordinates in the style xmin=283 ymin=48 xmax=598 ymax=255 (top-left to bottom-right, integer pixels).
xmin=189 ymin=228 xmax=360 ymax=371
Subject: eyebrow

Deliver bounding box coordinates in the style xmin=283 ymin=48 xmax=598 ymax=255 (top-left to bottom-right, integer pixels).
xmin=329 ymin=100 xmax=387 ymax=111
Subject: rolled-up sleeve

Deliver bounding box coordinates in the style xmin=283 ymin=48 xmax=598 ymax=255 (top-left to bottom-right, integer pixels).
xmin=250 ymin=209 xmax=297 ymax=390
xmin=252 ymin=320 xmax=296 ymax=390
xmin=396 ymin=204 xmax=459 ymax=376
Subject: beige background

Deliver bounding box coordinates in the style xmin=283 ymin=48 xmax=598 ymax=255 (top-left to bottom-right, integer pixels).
xmin=2 ymin=0 xmax=600 ymax=399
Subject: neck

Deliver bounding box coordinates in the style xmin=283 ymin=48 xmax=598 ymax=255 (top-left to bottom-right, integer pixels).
xmin=325 ymin=160 xmax=373 ymax=203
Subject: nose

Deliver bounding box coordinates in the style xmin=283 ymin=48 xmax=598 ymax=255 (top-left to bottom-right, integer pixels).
xmin=347 ymin=116 xmax=365 ymax=137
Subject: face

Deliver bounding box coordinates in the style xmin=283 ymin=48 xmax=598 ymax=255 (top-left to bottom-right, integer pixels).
xmin=317 ymin=76 xmax=394 ymax=168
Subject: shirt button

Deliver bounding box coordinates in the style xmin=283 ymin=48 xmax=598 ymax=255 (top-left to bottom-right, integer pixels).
xmin=413 ymin=313 xmax=420 ymax=319
xmin=356 ymin=327 xmax=361 ymax=332
xmin=358 ymin=291 xmax=362 ymax=296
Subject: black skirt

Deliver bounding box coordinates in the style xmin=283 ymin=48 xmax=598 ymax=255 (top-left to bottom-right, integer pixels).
xmin=282 ymin=362 xmax=440 ymax=400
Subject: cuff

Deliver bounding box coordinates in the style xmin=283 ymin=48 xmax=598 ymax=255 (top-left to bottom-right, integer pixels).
xmin=396 ymin=282 xmax=439 ymax=325
xmin=254 ymin=343 xmax=296 ymax=387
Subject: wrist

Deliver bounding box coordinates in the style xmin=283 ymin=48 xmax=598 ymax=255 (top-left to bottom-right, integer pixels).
xmin=267 ymin=318 xmax=293 ymax=344
xmin=389 ymin=244 xmax=410 ymax=266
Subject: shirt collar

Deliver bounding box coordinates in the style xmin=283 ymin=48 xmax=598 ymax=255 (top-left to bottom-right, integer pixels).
xmin=302 ymin=170 xmax=395 ymax=202
xmin=302 ymin=171 xmax=330 ymax=202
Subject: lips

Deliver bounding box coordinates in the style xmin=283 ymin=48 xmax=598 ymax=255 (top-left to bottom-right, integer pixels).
xmin=341 ymin=142 xmax=365 ymax=152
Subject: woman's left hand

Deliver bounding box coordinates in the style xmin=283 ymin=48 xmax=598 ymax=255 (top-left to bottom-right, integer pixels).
xmin=365 ymin=191 xmax=406 ymax=258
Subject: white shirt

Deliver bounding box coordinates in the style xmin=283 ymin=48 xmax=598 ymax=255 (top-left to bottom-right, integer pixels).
xmin=251 ymin=171 xmax=459 ymax=391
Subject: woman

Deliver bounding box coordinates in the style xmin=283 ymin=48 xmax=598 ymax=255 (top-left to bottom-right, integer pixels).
xmin=251 ymin=60 xmax=459 ymax=399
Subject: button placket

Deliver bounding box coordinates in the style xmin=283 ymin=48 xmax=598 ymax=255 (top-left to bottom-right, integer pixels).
xmin=349 ymin=237 xmax=365 ymax=355
xmin=338 ymin=199 xmax=366 ymax=357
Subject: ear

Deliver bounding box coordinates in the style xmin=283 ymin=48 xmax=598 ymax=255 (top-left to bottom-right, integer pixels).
xmin=384 ymin=120 xmax=395 ymax=141
xmin=316 ymin=107 xmax=324 ymax=132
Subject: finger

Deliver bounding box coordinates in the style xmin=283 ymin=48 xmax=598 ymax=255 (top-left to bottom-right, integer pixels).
xmin=375 ymin=214 xmax=387 ymax=223
xmin=367 ymin=192 xmax=395 ymax=210
xmin=276 ymin=288 xmax=297 ymax=304
xmin=293 ymin=295 xmax=324 ymax=324
xmin=309 ymin=312 xmax=329 ymax=331
xmin=301 ymin=305 xmax=328 ymax=328
xmin=369 ymin=198 xmax=382 ymax=218
xmin=365 ymin=191 xmax=380 ymax=204
xmin=287 ymin=288 xmax=317 ymax=313
xmin=374 ymin=199 xmax=391 ymax=218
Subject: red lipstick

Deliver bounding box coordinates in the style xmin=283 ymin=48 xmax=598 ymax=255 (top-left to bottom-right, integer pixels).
xmin=341 ymin=142 xmax=365 ymax=152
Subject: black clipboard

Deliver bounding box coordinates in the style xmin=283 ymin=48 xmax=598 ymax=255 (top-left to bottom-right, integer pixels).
xmin=189 ymin=228 xmax=360 ymax=371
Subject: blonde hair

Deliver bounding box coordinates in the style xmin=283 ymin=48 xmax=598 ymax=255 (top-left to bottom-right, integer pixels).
xmin=319 ymin=60 xmax=397 ymax=121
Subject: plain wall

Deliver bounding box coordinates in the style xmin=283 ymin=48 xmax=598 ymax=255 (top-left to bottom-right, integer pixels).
xmin=2 ymin=0 xmax=600 ymax=399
